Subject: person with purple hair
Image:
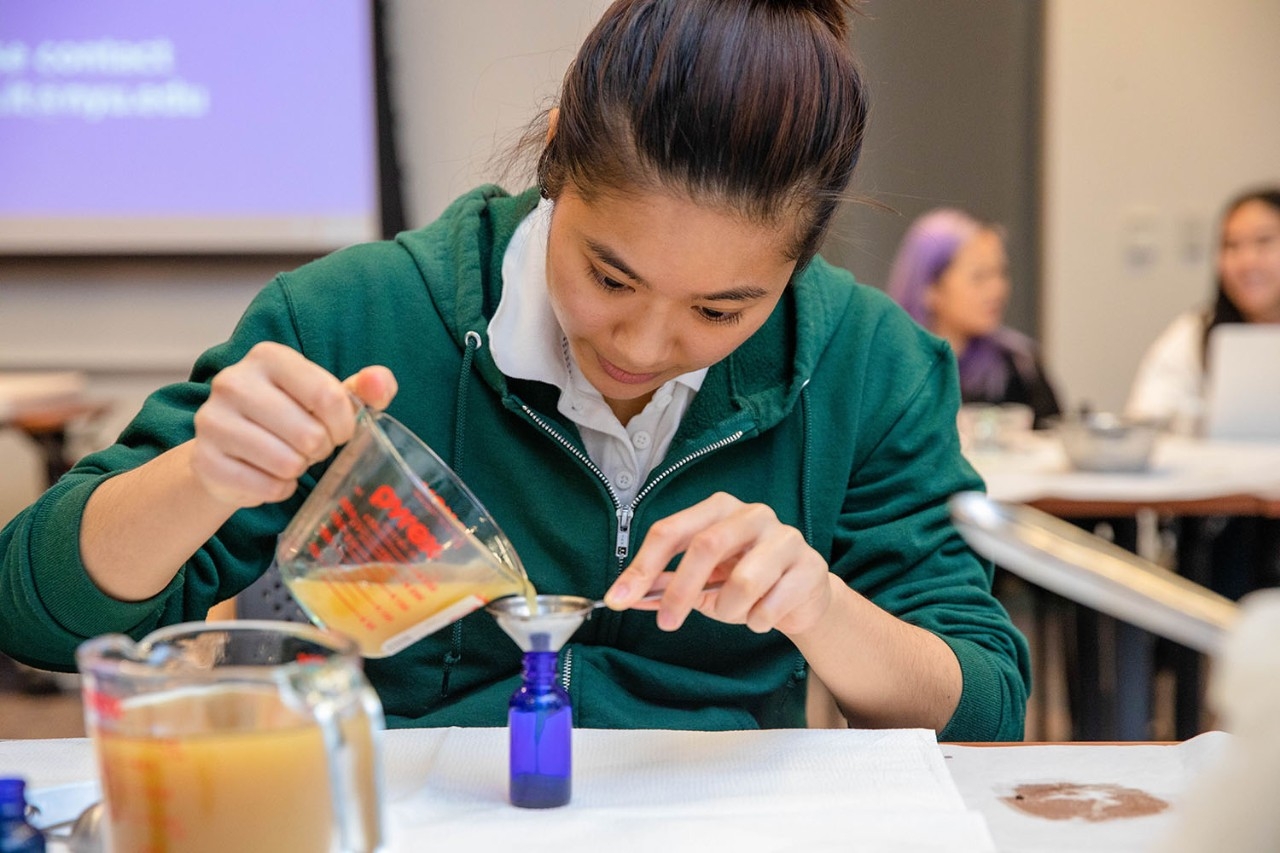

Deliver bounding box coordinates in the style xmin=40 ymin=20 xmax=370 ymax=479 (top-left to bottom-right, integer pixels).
xmin=887 ymin=208 xmax=1061 ymax=427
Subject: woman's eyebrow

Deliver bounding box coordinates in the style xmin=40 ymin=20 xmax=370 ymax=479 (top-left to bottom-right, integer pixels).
xmin=586 ymin=239 xmax=646 ymax=284
xmin=585 ymin=238 xmax=770 ymax=301
xmin=695 ymin=285 xmax=770 ymax=301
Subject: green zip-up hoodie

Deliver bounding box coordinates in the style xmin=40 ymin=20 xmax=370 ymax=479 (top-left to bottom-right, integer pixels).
xmin=0 ymin=186 xmax=1029 ymax=739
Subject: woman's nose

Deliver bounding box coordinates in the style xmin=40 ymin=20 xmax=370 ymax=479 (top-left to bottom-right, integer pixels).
xmin=614 ymin=308 xmax=673 ymax=367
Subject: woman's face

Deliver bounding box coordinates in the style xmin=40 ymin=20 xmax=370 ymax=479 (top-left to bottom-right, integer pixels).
xmin=545 ymin=187 xmax=797 ymax=423
xmin=1219 ymin=199 xmax=1280 ymax=324
xmin=927 ymin=228 xmax=1009 ymax=346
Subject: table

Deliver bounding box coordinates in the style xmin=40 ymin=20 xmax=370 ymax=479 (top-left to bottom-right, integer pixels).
xmin=0 ymin=727 xmax=1232 ymax=853
xmin=0 ymin=380 xmax=111 ymax=696
xmin=966 ymin=433 xmax=1280 ymax=741
xmin=968 ymin=433 xmax=1280 ymax=514
xmin=2 ymin=399 xmax=111 ymax=487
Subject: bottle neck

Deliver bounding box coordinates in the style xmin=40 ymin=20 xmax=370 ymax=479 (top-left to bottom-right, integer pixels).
xmin=0 ymin=778 xmax=27 ymax=820
xmin=521 ymin=651 xmax=559 ymax=689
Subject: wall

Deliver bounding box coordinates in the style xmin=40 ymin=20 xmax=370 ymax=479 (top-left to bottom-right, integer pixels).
xmin=826 ymin=0 xmax=1042 ymax=336
xmin=1041 ymin=0 xmax=1280 ymax=411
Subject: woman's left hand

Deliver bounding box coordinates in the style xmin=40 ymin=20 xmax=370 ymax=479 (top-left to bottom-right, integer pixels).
xmin=603 ymin=492 xmax=834 ymax=635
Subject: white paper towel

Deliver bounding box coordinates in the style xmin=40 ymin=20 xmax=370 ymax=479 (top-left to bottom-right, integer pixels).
xmin=382 ymin=727 xmax=996 ymax=852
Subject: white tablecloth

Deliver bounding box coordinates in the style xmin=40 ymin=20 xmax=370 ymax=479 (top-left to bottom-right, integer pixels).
xmin=968 ymin=433 xmax=1280 ymax=505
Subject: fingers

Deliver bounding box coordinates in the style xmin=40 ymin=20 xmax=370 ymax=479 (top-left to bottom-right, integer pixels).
xmin=604 ymin=492 xmax=745 ymax=609
xmin=605 ymin=493 xmax=832 ymax=634
xmin=654 ymin=502 xmax=775 ymax=631
xmin=191 ymin=342 xmax=399 ymax=508
xmin=343 ymin=365 xmax=399 ymax=411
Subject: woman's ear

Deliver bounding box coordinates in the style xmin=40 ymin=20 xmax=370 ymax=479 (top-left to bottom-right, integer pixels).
xmin=546 ymin=107 xmax=560 ymax=144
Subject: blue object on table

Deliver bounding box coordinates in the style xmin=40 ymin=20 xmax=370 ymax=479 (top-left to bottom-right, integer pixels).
xmin=0 ymin=778 xmax=46 ymax=853
xmin=508 ymin=650 xmax=572 ymax=809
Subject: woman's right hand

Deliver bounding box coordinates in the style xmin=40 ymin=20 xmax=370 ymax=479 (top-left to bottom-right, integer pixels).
xmin=190 ymin=342 xmax=398 ymax=508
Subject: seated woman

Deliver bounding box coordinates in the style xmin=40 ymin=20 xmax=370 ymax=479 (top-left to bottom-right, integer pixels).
xmin=1127 ymin=186 xmax=1280 ymax=598
xmin=887 ymin=209 xmax=1061 ymax=427
xmin=1127 ymin=187 xmax=1280 ymax=434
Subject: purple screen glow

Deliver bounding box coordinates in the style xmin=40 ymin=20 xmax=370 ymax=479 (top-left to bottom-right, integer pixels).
xmin=0 ymin=0 xmax=380 ymax=252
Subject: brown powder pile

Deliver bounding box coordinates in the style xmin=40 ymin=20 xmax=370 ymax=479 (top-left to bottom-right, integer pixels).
xmin=1000 ymin=782 xmax=1170 ymax=822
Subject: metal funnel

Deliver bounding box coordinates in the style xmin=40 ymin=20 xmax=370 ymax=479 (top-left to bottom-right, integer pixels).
xmin=485 ymin=582 xmax=727 ymax=652
xmin=485 ymin=594 xmax=598 ymax=652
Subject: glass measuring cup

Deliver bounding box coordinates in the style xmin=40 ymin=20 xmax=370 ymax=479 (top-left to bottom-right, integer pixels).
xmin=76 ymin=620 xmax=384 ymax=853
xmin=275 ymin=406 xmax=531 ymax=658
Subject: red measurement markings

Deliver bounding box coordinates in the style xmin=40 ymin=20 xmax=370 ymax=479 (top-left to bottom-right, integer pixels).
xmin=370 ymin=485 xmax=444 ymax=558
xmin=85 ymin=686 xmax=122 ymax=721
xmin=323 ymin=574 xmax=378 ymax=632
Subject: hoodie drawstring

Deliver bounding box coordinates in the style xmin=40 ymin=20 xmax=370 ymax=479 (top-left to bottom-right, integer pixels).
xmin=799 ymin=383 xmax=814 ymax=547
xmin=793 ymin=384 xmax=815 ymax=688
xmin=440 ymin=329 xmax=483 ymax=698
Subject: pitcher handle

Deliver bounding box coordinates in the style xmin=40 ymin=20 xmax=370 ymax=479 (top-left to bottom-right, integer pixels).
xmin=312 ymin=687 xmax=385 ymax=853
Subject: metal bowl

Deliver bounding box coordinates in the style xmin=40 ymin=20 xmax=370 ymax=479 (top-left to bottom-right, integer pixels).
xmin=1052 ymin=412 xmax=1163 ymax=473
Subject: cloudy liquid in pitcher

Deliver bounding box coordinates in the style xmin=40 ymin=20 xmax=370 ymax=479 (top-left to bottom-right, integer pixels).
xmin=94 ymin=684 xmax=376 ymax=853
xmin=286 ymin=562 xmax=536 ymax=658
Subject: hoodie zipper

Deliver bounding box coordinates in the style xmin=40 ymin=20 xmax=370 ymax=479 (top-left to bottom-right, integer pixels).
xmin=618 ymin=430 xmax=744 ymax=557
xmin=561 ymin=647 xmax=574 ymax=692
xmin=518 ymin=403 xmax=745 ymax=692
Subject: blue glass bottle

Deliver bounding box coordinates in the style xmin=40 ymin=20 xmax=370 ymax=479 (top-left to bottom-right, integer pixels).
xmin=0 ymin=777 xmax=46 ymax=853
xmin=508 ymin=647 xmax=572 ymax=808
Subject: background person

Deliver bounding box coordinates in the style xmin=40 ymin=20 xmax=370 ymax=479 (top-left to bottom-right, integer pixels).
xmin=887 ymin=208 xmax=1062 ymax=428
xmin=1127 ymin=187 xmax=1280 ymax=434
xmin=1127 ymin=186 xmax=1280 ymax=599
xmin=0 ymin=0 xmax=1029 ymax=739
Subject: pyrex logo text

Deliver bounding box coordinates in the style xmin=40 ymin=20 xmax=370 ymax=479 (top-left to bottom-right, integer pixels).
xmin=369 ymin=485 xmax=443 ymax=558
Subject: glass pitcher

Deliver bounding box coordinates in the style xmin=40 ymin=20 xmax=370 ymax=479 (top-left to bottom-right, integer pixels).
xmin=77 ymin=621 xmax=384 ymax=853
xmin=275 ymin=406 xmax=531 ymax=658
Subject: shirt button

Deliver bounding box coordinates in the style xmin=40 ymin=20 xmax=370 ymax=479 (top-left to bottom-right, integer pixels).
xmin=632 ymin=430 xmax=652 ymax=449
xmin=655 ymin=392 xmax=673 ymax=406
xmin=616 ymin=470 xmax=635 ymax=489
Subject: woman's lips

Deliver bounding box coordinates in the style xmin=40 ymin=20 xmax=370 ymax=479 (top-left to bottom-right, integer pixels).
xmin=597 ymin=354 xmax=661 ymax=385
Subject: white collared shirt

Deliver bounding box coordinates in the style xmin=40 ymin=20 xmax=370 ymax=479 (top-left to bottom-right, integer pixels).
xmin=488 ymin=199 xmax=706 ymax=505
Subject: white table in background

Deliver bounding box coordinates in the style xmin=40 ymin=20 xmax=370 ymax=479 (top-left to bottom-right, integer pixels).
xmin=967 ymin=432 xmax=1280 ymax=518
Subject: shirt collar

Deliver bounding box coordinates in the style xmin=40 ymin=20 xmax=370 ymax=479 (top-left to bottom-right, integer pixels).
xmin=488 ymin=198 xmax=565 ymax=387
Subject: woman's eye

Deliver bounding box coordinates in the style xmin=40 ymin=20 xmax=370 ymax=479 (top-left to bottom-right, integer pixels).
xmin=589 ymin=268 xmax=629 ymax=292
xmin=697 ymin=306 xmax=742 ymax=325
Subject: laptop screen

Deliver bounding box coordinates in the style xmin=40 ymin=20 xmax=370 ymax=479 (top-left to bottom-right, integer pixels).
xmin=1203 ymin=325 xmax=1280 ymax=441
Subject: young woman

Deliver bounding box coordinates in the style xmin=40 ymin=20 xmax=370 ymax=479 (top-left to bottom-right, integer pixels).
xmin=0 ymin=0 xmax=1029 ymax=739
xmin=1127 ymin=187 xmax=1280 ymax=599
xmin=1127 ymin=187 xmax=1280 ymax=433
xmin=887 ymin=208 xmax=1062 ymax=427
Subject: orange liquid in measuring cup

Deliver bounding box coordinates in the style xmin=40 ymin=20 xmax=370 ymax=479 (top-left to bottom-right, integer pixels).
xmin=286 ymin=562 xmax=532 ymax=657
xmin=94 ymin=685 xmax=376 ymax=853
